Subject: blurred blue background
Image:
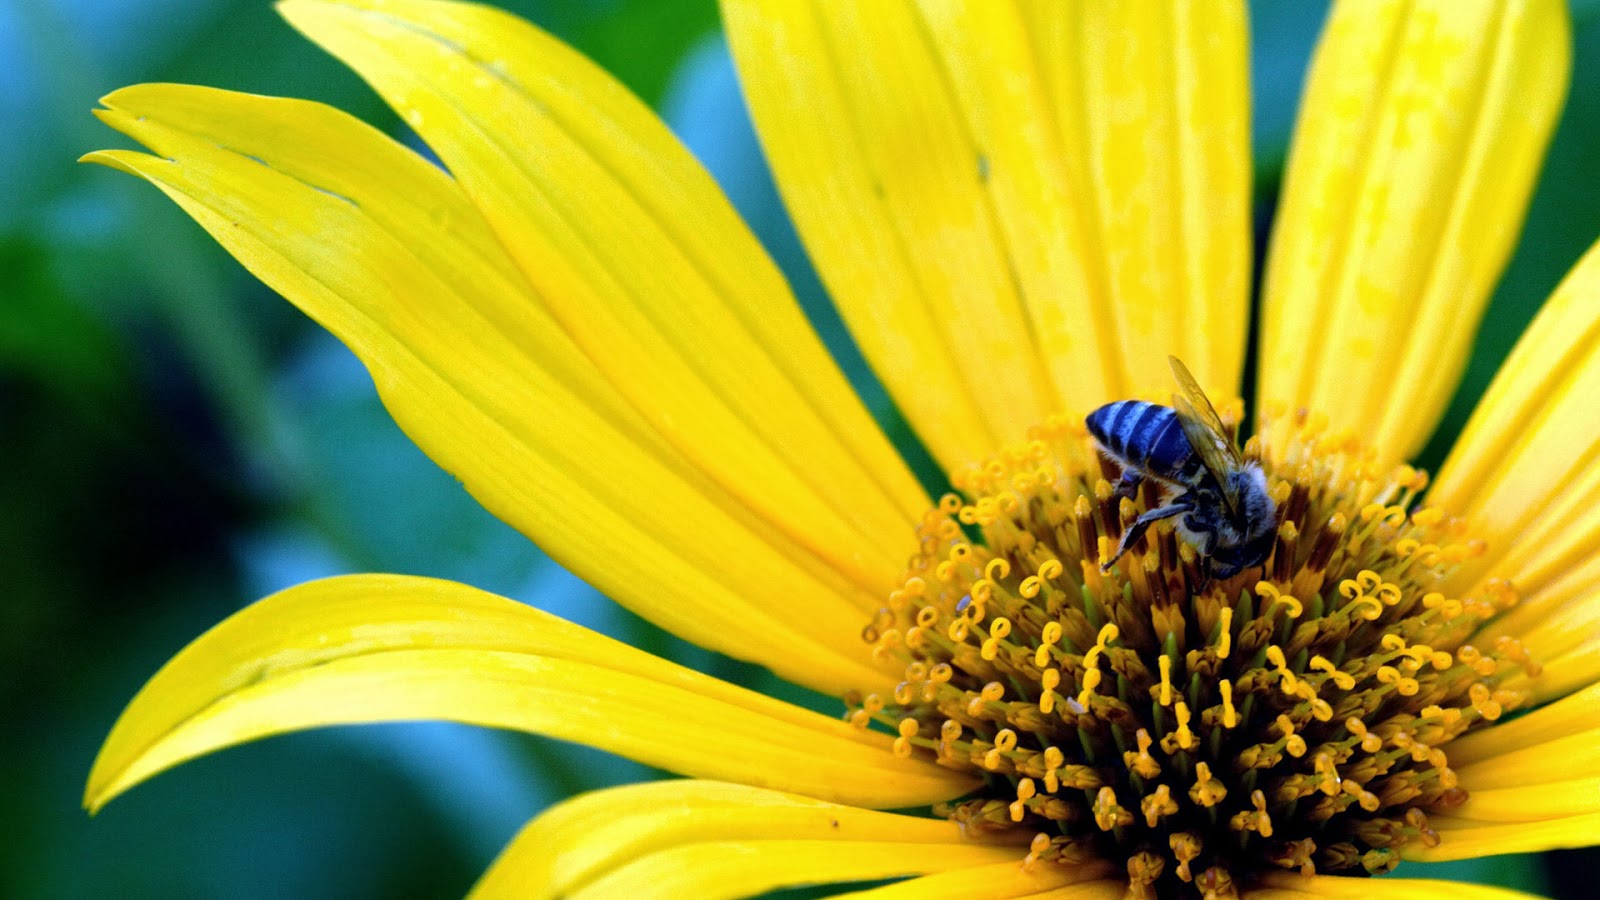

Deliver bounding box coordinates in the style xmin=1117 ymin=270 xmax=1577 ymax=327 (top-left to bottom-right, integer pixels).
xmin=1 ymin=0 xmax=1596 ymax=896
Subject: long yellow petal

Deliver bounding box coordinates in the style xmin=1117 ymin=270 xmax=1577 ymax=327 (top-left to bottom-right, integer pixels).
xmin=1254 ymin=872 xmax=1544 ymax=900
xmin=1448 ymin=777 xmax=1600 ymax=822
xmin=1432 ymin=240 xmax=1600 ymax=642
xmin=87 ymin=83 xmax=893 ymax=697
xmin=566 ymin=841 xmax=1019 ymax=900
xmin=86 ymin=576 xmax=975 ymax=815
xmin=278 ymin=0 xmax=926 ymax=597
xmin=1016 ymin=883 xmax=1127 ymax=900
xmin=1447 ymin=681 xmax=1600 ymax=765
xmin=1009 ymin=0 xmax=1251 ymax=401
xmin=725 ymin=0 xmax=1250 ymax=470
xmin=1509 ymin=642 xmax=1600 ymax=705
xmin=1474 ymin=554 xmax=1600 ymax=666
xmin=1408 ymin=814 xmax=1600 ymax=861
xmin=824 ymin=860 xmax=1114 ymax=899
xmin=473 ymin=780 xmax=1019 ymax=898
xmin=1455 ymin=729 xmax=1600 ymax=789
xmin=1259 ymin=0 xmax=1569 ymax=464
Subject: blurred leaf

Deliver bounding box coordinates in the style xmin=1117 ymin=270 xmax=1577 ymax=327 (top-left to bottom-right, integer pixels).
xmin=0 ymin=236 xmax=129 ymax=409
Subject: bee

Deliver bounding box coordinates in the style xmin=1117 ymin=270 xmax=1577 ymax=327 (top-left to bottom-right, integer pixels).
xmin=1085 ymin=356 xmax=1276 ymax=580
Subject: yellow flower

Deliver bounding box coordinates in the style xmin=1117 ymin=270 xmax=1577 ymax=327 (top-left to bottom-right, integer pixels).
xmin=83 ymin=0 xmax=1598 ymax=897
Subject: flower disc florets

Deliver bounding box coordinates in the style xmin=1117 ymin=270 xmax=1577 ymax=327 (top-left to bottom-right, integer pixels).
xmin=850 ymin=406 xmax=1536 ymax=899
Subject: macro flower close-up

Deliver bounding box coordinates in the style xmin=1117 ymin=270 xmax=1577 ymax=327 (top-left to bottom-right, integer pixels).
xmin=77 ymin=0 xmax=1600 ymax=897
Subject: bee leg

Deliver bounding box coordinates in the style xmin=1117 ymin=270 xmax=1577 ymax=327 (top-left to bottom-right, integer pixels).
xmin=1100 ymin=501 xmax=1191 ymax=573
xmin=1112 ymin=469 xmax=1143 ymax=502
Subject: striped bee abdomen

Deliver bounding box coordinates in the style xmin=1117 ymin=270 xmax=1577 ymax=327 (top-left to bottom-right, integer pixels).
xmin=1085 ymin=400 xmax=1202 ymax=484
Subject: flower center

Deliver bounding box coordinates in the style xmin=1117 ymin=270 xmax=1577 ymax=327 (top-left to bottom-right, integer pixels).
xmin=851 ymin=406 xmax=1538 ymax=899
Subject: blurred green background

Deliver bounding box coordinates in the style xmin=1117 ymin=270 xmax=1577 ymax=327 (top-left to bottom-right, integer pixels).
xmin=1 ymin=0 xmax=1595 ymax=896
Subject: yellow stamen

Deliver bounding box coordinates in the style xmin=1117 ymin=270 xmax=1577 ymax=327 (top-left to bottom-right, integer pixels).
xmin=980 ymin=616 xmax=1012 ymax=661
xmin=1010 ymin=778 xmax=1036 ymax=822
xmin=1229 ymin=789 xmax=1274 ymax=838
xmin=1255 ymin=581 xmax=1304 ymax=618
xmin=1123 ymin=728 xmax=1162 ymax=779
xmin=1161 ymin=702 xmax=1196 ymax=754
xmin=1141 ymin=784 xmax=1179 ymax=828
xmin=1169 ymin=832 xmax=1202 ymax=882
xmin=1039 ymin=668 xmax=1061 ymax=714
xmin=1215 ymin=606 xmax=1233 ymax=659
xmin=1219 ymin=679 xmax=1237 ymax=728
xmin=1034 ymin=621 xmax=1062 ymax=668
xmin=1265 ymin=645 xmax=1299 ymax=694
xmin=1189 ymin=762 xmax=1227 ymax=807
xmin=1093 ymin=786 xmax=1133 ymax=831
xmin=1314 ymin=752 xmax=1342 ymax=796
xmin=860 ymin=405 xmax=1529 ymax=885
xmin=1309 ymin=655 xmax=1355 ymax=689
xmin=1276 ymin=714 xmax=1307 ymax=758
xmin=1042 ymin=745 xmax=1065 ymax=792
xmin=1076 ymin=668 xmax=1102 ymax=709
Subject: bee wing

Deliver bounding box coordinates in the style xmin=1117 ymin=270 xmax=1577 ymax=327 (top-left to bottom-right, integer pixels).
xmin=1168 ymin=356 xmax=1245 ymax=514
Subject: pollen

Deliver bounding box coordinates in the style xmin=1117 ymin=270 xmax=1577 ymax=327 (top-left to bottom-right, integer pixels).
xmin=856 ymin=406 xmax=1535 ymax=897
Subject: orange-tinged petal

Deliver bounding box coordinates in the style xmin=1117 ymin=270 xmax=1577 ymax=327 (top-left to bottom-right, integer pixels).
xmin=473 ymin=780 xmax=1022 ymax=898
xmin=1408 ymin=814 xmax=1600 ymax=861
xmin=86 ymin=576 xmax=975 ymax=815
xmin=87 ymin=83 xmax=891 ymax=697
xmin=278 ymin=0 xmax=926 ymax=597
xmin=822 ymin=859 xmax=1114 ymax=899
xmin=1260 ymin=0 xmax=1569 ymax=464
xmin=1255 ymin=872 xmax=1544 ymax=899
xmin=725 ymin=0 xmax=1251 ymax=469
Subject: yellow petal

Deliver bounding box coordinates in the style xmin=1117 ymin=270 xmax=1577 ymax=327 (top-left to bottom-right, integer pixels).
xmin=1513 ymin=642 xmax=1600 ymax=705
xmin=1432 ymin=239 xmax=1600 ymax=648
xmin=1474 ymin=553 xmax=1600 ymax=666
xmin=1447 ymin=681 xmax=1600 ymax=765
xmin=473 ymin=780 xmax=1023 ymax=898
xmin=725 ymin=0 xmax=1251 ymax=469
xmin=567 ymin=841 xmax=1027 ymax=900
xmin=1455 ymin=730 xmax=1600 ymax=789
xmin=1448 ymin=777 xmax=1600 ymax=823
xmin=85 ymin=575 xmax=974 ymax=814
xmin=1008 ymin=1 xmax=1252 ymax=401
xmin=1255 ymin=872 xmax=1544 ymax=900
xmin=87 ymin=83 xmax=892 ymax=697
xmin=278 ymin=0 xmax=925 ymax=598
xmin=1408 ymin=813 xmax=1600 ymax=861
xmin=1259 ymin=0 xmax=1569 ymax=464
xmin=1015 ymin=883 xmax=1127 ymax=900
xmin=823 ymin=860 xmax=1115 ymax=899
